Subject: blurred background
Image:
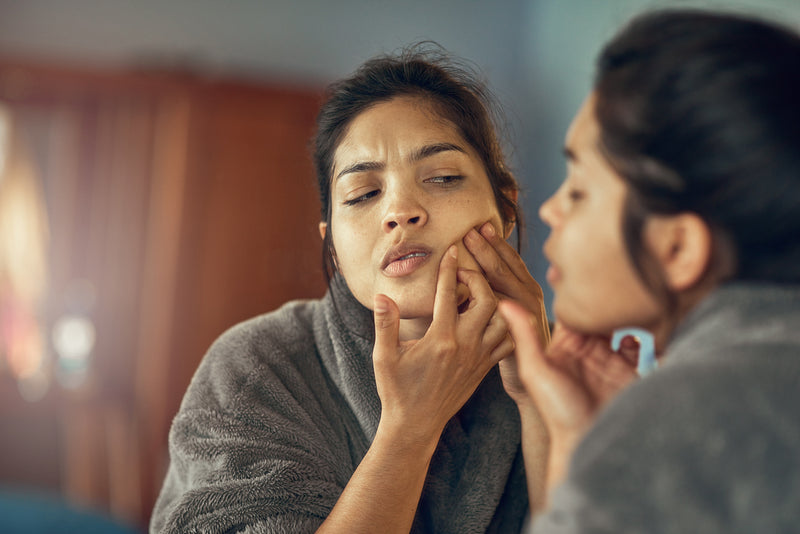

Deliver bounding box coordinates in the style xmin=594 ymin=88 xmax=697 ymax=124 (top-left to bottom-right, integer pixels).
xmin=0 ymin=0 xmax=797 ymax=531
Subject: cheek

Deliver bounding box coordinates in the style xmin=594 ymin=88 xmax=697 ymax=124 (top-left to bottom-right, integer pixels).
xmin=330 ymin=222 xmax=371 ymax=278
xmin=448 ymin=194 xmax=504 ymax=234
xmin=566 ymin=234 xmax=624 ymax=298
xmin=556 ymin=225 xmax=661 ymax=333
xmin=450 ymin=209 xmax=504 ymax=270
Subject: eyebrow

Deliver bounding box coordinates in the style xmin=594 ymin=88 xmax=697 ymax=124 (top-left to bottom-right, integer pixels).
xmin=335 ymin=160 xmax=384 ymax=180
xmin=410 ymin=142 xmax=466 ymax=162
xmin=335 ymin=142 xmax=467 ymax=181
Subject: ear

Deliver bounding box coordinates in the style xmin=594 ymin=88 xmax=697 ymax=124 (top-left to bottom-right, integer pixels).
xmin=318 ymin=222 xmax=327 ymax=240
xmin=502 ymin=188 xmax=519 ymax=239
xmin=644 ymin=213 xmax=712 ymax=291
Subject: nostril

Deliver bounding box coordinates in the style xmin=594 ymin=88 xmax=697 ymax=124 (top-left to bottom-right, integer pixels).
xmin=388 ymin=221 xmax=397 ymax=229
xmin=409 ymin=216 xmax=420 ymax=224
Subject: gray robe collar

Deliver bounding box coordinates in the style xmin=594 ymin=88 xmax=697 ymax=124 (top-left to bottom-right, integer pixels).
xmin=313 ymin=274 xmax=529 ymax=533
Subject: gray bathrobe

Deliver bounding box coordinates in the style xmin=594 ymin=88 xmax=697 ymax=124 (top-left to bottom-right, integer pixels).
xmin=150 ymin=275 xmax=528 ymax=533
xmin=530 ymin=282 xmax=800 ymax=533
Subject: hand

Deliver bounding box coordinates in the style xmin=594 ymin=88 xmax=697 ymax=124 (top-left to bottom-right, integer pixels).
xmin=372 ymin=246 xmax=516 ymax=446
xmin=463 ymin=222 xmax=550 ymax=404
xmin=498 ymin=300 xmax=639 ymax=489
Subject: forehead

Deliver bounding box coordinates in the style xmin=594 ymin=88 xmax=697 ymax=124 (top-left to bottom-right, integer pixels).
xmin=564 ymin=93 xmax=631 ymax=203
xmin=333 ymin=97 xmax=466 ymax=163
xmin=565 ymin=93 xmax=600 ymax=152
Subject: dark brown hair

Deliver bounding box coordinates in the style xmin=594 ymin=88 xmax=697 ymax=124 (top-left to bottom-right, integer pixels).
xmin=594 ymin=9 xmax=800 ymax=309
xmin=312 ymin=44 xmax=521 ymax=281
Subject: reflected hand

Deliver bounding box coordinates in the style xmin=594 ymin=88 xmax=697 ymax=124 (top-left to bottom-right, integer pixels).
xmin=498 ymin=300 xmax=639 ymax=489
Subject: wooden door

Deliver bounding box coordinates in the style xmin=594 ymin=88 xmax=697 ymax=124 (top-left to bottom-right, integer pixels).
xmin=0 ymin=58 xmax=326 ymax=529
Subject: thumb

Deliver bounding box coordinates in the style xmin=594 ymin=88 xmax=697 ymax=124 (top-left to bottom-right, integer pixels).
xmin=373 ymin=294 xmax=400 ymax=357
xmin=500 ymin=299 xmax=595 ymax=429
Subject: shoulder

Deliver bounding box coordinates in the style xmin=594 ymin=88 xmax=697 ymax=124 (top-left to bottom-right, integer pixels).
xmin=180 ymin=298 xmax=327 ymax=411
xmin=536 ymin=349 xmax=800 ymax=533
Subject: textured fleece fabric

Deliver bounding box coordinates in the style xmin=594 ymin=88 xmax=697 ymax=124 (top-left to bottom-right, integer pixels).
xmin=151 ymin=275 xmax=528 ymax=533
xmin=531 ymin=282 xmax=800 ymax=534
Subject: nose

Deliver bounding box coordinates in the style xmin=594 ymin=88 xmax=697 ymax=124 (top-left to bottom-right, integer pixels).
xmin=383 ymin=188 xmax=428 ymax=231
xmin=538 ymin=190 xmax=560 ymax=229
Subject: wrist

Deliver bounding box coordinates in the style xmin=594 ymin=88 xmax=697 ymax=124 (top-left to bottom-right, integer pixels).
xmin=546 ymin=433 xmax=582 ymax=490
xmin=374 ymin=414 xmax=442 ymax=460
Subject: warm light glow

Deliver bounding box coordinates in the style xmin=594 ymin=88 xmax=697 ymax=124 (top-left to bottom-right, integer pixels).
xmin=0 ymin=104 xmax=51 ymax=400
xmin=0 ymin=108 xmax=49 ymax=304
xmin=6 ymin=313 xmax=45 ymax=379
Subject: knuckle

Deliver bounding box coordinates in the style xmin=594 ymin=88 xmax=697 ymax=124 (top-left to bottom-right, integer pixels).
xmin=438 ymin=338 xmax=459 ymax=356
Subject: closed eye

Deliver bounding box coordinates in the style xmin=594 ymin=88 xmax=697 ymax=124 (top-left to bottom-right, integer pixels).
xmin=343 ymin=189 xmax=380 ymax=206
xmin=568 ymin=188 xmax=585 ymax=202
xmin=425 ymin=175 xmax=464 ymax=186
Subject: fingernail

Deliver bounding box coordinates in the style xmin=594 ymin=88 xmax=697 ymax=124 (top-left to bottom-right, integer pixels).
xmin=621 ymin=335 xmax=640 ymax=348
xmin=481 ymin=222 xmax=496 ymax=238
xmin=465 ymin=228 xmax=480 ymax=242
xmin=448 ymin=245 xmax=458 ymax=259
xmin=374 ymin=295 xmax=388 ymax=313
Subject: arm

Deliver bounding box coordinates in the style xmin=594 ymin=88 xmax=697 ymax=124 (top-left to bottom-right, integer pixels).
xmin=498 ymin=302 xmax=638 ymax=507
xmin=318 ymin=246 xmax=515 ymax=533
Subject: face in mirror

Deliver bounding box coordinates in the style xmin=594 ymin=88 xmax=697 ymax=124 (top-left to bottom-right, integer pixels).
xmin=321 ymin=96 xmax=506 ymax=339
xmin=539 ymin=93 xmax=663 ymax=338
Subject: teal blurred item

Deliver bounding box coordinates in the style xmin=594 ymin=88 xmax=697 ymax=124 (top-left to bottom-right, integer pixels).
xmin=0 ymin=487 xmax=138 ymax=534
xmin=611 ymin=327 xmax=657 ymax=376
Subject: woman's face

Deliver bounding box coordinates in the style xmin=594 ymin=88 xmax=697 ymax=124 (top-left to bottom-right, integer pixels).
xmin=323 ymin=96 xmax=505 ymax=335
xmin=539 ymin=94 xmax=662 ymax=336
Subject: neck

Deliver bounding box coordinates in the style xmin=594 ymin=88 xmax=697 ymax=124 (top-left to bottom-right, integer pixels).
xmin=652 ymin=283 xmax=717 ymax=354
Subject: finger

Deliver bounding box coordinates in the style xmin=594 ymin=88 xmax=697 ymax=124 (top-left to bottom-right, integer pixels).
xmin=481 ymin=311 xmax=510 ymax=349
xmin=463 ymin=226 xmax=518 ymax=296
xmin=455 ymin=268 xmax=497 ymax=322
xmin=488 ymin=332 xmax=516 ymax=365
xmin=477 ymin=222 xmax=534 ymax=285
xmin=431 ymin=245 xmax=459 ymax=332
xmin=498 ymin=299 xmax=549 ymax=382
xmin=548 ymin=323 xmax=589 ymax=358
xmin=617 ymin=335 xmax=640 ymax=367
xmin=580 ymin=349 xmax=639 ymax=406
xmin=373 ymin=294 xmax=400 ymax=360
xmin=499 ymin=300 xmax=596 ymax=430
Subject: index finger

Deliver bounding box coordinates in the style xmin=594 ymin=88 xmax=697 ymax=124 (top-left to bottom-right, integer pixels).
xmin=431 ymin=244 xmax=459 ymax=331
xmin=499 ymin=300 xmax=546 ymax=360
xmin=464 ymin=223 xmax=532 ymax=290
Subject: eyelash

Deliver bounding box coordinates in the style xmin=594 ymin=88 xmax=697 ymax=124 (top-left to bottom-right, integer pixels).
xmin=342 ymin=176 xmax=464 ymax=206
xmin=343 ymin=190 xmax=379 ymax=206
xmin=425 ymin=175 xmax=464 ymax=186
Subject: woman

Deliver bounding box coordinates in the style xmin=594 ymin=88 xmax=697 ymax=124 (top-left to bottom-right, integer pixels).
xmin=501 ymin=9 xmax=800 ymax=532
xmin=150 ymin=47 xmax=550 ymax=533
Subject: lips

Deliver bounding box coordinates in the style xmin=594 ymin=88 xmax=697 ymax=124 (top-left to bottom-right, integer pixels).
xmin=381 ymin=242 xmax=432 ymax=277
xmin=542 ymin=242 xmax=561 ymax=284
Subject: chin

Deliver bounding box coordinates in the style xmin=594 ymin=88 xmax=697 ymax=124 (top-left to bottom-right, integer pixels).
xmin=376 ymin=277 xmax=437 ymax=318
xmin=553 ymin=300 xmax=611 ymax=336
xmin=395 ymin=297 xmax=435 ymax=320
xmin=389 ymin=285 xmax=436 ymax=319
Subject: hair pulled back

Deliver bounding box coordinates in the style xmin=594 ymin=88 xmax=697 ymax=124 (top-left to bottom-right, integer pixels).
xmin=595 ymin=9 xmax=800 ymax=299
